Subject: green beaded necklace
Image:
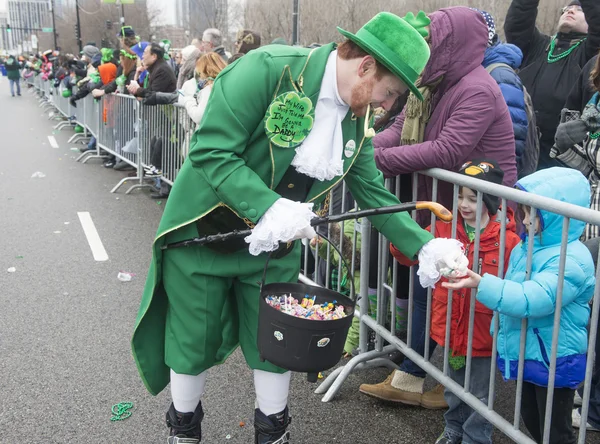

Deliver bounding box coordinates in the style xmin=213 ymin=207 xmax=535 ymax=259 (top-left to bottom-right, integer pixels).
xmin=547 ymin=35 xmax=587 ymax=63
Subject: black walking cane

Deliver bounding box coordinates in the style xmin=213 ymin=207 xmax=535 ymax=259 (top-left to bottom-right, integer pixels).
xmin=161 ymin=201 xmax=452 ymax=250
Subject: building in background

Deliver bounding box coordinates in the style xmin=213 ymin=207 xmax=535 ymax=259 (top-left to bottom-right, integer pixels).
xmin=0 ymin=11 xmax=8 ymax=51
xmin=7 ymin=0 xmax=52 ymax=51
xmin=175 ymin=0 xmax=228 ymax=42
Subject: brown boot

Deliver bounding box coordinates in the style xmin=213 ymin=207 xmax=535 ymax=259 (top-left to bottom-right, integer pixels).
xmin=420 ymin=383 xmax=448 ymax=409
xmin=359 ymin=370 xmax=423 ymax=405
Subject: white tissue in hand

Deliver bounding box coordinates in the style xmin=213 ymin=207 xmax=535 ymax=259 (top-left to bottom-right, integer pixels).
xmin=417 ymin=238 xmax=468 ymax=288
xmin=245 ymin=198 xmax=317 ymax=256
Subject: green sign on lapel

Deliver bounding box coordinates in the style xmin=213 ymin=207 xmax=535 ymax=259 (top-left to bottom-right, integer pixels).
xmin=264 ymin=91 xmax=315 ymax=148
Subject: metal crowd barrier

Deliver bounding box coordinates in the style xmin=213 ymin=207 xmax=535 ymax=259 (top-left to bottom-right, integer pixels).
xmin=308 ymin=168 xmax=600 ymax=444
xmin=139 ymin=103 xmax=196 ymax=186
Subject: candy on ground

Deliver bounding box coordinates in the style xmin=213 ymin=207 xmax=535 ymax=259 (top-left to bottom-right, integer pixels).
xmin=265 ymin=295 xmax=348 ymax=320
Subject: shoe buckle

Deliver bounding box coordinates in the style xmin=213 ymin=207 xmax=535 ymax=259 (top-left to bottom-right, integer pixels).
xmin=169 ymin=437 xmax=200 ymax=444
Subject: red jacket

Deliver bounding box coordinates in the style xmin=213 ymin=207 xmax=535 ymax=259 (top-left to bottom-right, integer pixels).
xmin=391 ymin=208 xmax=521 ymax=357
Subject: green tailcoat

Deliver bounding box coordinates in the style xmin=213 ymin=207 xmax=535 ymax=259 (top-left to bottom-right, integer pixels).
xmin=132 ymin=43 xmax=433 ymax=395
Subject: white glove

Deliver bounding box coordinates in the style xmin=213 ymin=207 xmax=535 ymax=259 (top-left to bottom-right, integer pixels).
xmin=417 ymin=238 xmax=469 ymax=288
xmin=245 ymin=198 xmax=317 ymax=256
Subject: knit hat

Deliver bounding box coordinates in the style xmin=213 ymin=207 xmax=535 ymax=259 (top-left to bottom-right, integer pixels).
xmin=471 ymin=9 xmax=499 ymax=47
xmin=81 ymin=45 xmax=99 ymax=61
xmin=459 ymin=159 xmax=504 ymax=215
xmin=568 ymin=1 xmax=582 ymax=7
xmin=117 ymin=25 xmax=136 ymax=39
xmin=337 ymin=12 xmax=431 ymax=101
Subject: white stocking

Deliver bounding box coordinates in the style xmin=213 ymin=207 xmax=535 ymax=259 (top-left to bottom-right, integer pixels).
xmin=253 ymin=370 xmax=291 ymax=416
xmin=170 ymin=369 xmax=207 ymax=413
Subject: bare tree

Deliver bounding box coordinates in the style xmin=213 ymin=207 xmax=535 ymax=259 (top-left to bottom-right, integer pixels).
xmin=241 ymin=0 xmax=571 ymax=48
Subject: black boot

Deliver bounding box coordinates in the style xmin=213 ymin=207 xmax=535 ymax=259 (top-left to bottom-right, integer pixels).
xmin=254 ymin=407 xmax=291 ymax=444
xmin=165 ymin=402 xmax=204 ymax=444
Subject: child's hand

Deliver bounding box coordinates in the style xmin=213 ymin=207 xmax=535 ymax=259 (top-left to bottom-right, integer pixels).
xmin=442 ymin=269 xmax=482 ymax=290
xmin=309 ymin=237 xmax=322 ymax=248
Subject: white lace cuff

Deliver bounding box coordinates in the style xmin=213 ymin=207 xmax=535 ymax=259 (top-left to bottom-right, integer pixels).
xmin=417 ymin=238 xmax=469 ymax=288
xmin=245 ymin=198 xmax=317 ymax=256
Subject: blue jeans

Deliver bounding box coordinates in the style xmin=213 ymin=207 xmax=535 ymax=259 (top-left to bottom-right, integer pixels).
xmin=399 ymin=266 xmax=437 ymax=378
xmin=444 ymin=357 xmax=493 ymax=444
xmin=9 ymin=78 xmax=20 ymax=96
xmin=578 ymin=309 xmax=600 ymax=429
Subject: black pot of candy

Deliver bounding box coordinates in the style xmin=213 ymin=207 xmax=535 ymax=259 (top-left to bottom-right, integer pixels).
xmin=258 ymin=281 xmax=355 ymax=382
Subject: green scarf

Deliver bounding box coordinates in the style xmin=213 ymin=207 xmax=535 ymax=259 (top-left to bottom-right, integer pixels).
xmin=400 ymin=77 xmax=442 ymax=146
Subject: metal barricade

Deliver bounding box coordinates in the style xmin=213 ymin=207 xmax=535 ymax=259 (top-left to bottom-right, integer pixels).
xmin=139 ymin=103 xmax=196 ymax=186
xmin=96 ymin=93 xmax=138 ymax=168
xmin=309 ymin=168 xmax=600 ymax=444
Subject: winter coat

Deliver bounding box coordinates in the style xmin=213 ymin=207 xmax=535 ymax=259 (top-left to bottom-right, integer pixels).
xmin=483 ymin=43 xmax=529 ymax=165
xmin=373 ymin=7 xmax=517 ymax=227
xmin=391 ymin=209 xmax=521 ymax=357
xmin=135 ymin=58 xmax=177 ymax=98
xmin=477 ymin=168 xmax=595 ymax=389
xmin=565 ymin=55 xmax=598 ymax=114
xmin=5 ymin=56 xmax=21 ymax=80
xmin=505 ymin=0 xmax=600 ymax=169
xmin=179 ymin=78 xmax=213 ymax=125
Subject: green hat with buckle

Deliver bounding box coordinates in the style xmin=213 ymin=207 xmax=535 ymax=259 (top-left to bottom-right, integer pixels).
xmin=337 ymin=11 xmax=431 ymax=101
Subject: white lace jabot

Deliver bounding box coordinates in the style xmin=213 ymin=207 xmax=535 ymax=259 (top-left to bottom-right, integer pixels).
xmin=291 ymin=50 xmax=349 ymax=181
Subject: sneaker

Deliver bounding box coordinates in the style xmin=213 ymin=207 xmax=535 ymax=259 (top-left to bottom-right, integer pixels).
xmin=435 ymin=431 xmax=461 ymax=444
xmin=79 ymin=145 xmax=95 ymax=153
xmin=166 ymin=402 xmax=203 ymax=443
xmin=359 ymin=371 xmax=423 ymax=405
xmin=255 ymin=407 xmax=291 ymax=444
xmin=574 ymin=391 xmax=583 ymax=407
xmin=103 ymin=160 xmax=116 ymax=168
xmin=572 ymin=408 xmax=600 ymax=432
xmin=421 ymin=384 xmax=449 ymax=410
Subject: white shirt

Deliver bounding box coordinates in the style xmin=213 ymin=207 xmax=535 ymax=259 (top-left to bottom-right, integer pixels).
xmin=291 ymin=50 xmax=349 ymax=181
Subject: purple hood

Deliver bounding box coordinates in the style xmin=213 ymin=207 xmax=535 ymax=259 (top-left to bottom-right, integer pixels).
xmin=421 ymin=7 xmax=488 ymax=94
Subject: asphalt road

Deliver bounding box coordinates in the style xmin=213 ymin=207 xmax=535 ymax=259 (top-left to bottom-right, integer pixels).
xmin=0 ymin=78 xmax=596 ymax=444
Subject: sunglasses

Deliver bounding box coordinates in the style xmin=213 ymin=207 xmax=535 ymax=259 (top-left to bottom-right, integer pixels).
xmin=561 ymin=5 xmax=583 ymax=14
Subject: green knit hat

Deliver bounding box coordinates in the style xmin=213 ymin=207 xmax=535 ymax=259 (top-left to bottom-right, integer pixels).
xmin=337 ymin=11 xmax=431 ymax=100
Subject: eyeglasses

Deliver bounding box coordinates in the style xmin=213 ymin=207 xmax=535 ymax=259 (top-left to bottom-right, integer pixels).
xmin=561 ymin=5 xmax=583 ymax=14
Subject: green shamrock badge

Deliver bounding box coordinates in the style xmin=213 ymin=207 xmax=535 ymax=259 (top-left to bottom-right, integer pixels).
xmin=264 ymin=91 xmax=315 ymax=148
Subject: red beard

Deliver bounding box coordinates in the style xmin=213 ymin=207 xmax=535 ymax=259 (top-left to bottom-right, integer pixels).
xmin=350 ymin=77 xmax=375 ymax=117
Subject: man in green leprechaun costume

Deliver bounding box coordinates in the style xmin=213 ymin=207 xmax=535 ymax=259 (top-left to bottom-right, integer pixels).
xmin=132 ymin=11 xmax=465 ymax=444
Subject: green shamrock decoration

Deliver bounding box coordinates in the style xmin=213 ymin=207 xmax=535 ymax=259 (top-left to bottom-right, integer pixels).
xmin=264 ymin=91 xmax=314 ymax=148
xmin=403 ymin=11 xmax=431 ymax=39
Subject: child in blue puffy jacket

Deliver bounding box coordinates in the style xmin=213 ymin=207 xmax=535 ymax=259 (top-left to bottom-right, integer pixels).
xmin=444 ymin=167 xmax=595 ymax=444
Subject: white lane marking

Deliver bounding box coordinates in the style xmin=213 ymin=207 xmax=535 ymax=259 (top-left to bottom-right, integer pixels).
xmin=77 ymin=212 xmax=109 ymax=262
xmin=48 ymin=135 xmax=59 ymax=149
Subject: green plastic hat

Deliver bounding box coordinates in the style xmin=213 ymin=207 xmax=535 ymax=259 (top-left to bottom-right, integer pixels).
xmin=74 ymin=124 xmax=84 ymax=133
xmin=337 ymin=11 xmax=431 ymax=100
xmin=62 ymin=89 xmax=72 ymax=98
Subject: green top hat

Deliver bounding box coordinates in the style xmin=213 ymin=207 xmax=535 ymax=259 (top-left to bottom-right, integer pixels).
xmin=337 ymin=11 xmax=431 ymax=101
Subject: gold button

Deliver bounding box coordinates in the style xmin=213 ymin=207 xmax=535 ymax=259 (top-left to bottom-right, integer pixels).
xmin=288 ymin=183 xmax=295 ymax=188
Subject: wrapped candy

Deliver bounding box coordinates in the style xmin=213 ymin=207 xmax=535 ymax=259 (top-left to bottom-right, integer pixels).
xmin=265 ymin=294 xmax=348 ymax=321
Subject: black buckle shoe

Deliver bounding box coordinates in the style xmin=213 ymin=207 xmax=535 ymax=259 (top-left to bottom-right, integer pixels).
xmin=166 ymin=402 xmax=204 ymax=444
xmin=254 ymin=407 xmax=291 ymax=444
